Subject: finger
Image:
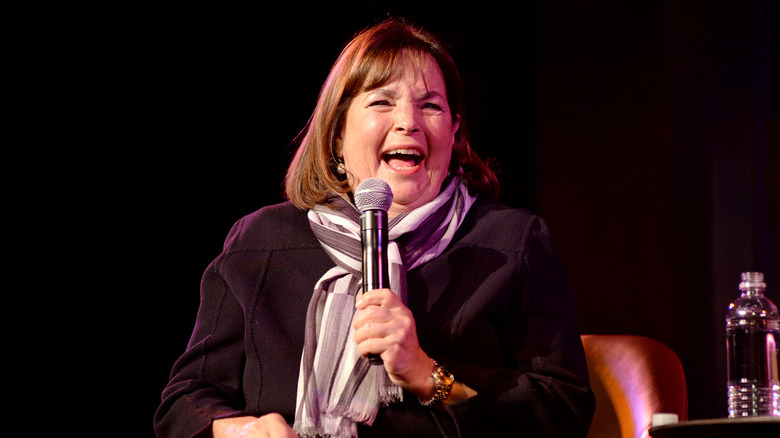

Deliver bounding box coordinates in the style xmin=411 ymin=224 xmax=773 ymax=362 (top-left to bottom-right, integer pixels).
xmin=353 ymin=303 xmax=391 ymax=338
xmin=356 ymin=288 xmax=395 ymax=309
xmin=355 ymin=333 xmax=390 ymax=358
xmin=354 ymin=317 xmax=391 ymax=342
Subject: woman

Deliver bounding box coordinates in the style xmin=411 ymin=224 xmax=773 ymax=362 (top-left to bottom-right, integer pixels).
xmin=155 ymin=19 xmax=594 ymax=437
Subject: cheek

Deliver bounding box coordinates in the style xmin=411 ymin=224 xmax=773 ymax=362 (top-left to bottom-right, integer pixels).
xmin=428 ymin=126 xmax=456 ymax=167
xmin=345 ymin=147 xmax=378 ymax=172
xmin=429 ymin=145 xmax=452 ymax=168
xmin=343 ymin=113 xmax=383 ymax=150
xmin=342 ymin=119 xmax=369 ymax=163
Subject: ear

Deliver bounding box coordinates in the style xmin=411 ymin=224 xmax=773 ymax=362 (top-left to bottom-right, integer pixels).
xmin=451 ymin=114 xmax=461 ymax=140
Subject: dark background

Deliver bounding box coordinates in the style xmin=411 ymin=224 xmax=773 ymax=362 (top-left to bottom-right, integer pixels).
xmin=111 ymin=1 xmax=780 ymax=435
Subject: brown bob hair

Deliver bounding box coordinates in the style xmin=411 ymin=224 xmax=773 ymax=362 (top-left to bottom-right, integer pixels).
xmin=284 ymin=19 xmax=499 ymax=209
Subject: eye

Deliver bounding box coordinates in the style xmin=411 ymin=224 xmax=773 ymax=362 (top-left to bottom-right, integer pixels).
xmin=422 ymin=102 xmax=443 ymax=111
xmin=369 ymin=100 xmax=391 ymax=107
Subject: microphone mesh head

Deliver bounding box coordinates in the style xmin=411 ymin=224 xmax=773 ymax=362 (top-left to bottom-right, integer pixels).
xmin=354 ymin=178 xmax=393 ymax=212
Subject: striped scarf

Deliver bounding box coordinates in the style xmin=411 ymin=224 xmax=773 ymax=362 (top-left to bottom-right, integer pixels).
xmin=293 ymin=177 xmax=476 ymax=437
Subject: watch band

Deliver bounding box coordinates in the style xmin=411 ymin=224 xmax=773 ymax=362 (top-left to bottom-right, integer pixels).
xmin=419 ymin=359 xmax=455 ymax=407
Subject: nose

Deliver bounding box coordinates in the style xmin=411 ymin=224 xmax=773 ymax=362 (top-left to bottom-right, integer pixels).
xmin=393 ymin=102 xmax=420 ymax=134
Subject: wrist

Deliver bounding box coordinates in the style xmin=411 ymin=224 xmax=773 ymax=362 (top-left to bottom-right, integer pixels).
xmin=404 ymin=354 xmax=436 ymax=397
xmin=418 ymin=359 xmax=455 ymax=407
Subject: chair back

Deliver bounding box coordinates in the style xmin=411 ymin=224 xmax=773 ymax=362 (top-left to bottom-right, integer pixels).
xmin=582 ymin=334 xmax=687 ymax=438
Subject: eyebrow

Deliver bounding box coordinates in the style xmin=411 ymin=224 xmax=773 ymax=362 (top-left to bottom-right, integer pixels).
xmin=370 ymin=88 xmax=445 ymax=101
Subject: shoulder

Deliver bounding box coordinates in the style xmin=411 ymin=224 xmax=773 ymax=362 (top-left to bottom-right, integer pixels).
xmin=467 ymin=197 xmax=537 ymax=226
xmin=455 ymin=197 xmax=546 ymax=252
xmin=222 ymin=201 xmax=320 ymax=253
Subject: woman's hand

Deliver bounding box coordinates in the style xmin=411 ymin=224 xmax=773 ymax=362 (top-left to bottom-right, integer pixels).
xmin=353 ymin=289 xmax=435 ymax=398
xmin=212 ymin=413 xmax=298 ymax=438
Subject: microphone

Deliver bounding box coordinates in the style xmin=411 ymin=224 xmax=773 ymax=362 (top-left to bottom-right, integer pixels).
xmin=354 ymin=177 xmax=393 ymax=365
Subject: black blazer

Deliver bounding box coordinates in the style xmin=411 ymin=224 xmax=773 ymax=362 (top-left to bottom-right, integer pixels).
xmin=154 ymin=197 xmax=594 ymax=437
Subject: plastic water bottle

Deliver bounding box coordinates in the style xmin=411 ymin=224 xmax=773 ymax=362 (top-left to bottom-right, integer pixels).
xmin=726 ymin=272 xmax=780 ymax=417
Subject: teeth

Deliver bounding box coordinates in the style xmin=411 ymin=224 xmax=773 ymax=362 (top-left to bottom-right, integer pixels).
xmin=383 ymin=148 xmax=423 ymax=170
xmin=386 ymin=149 xmax=421 ymax=156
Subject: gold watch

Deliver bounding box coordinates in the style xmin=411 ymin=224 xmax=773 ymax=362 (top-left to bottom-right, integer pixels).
xmin=419 ymin=360 xmax=454 ymax=407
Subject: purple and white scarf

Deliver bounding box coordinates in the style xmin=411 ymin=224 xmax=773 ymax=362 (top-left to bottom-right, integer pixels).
xmin=294 ymin=177 xmax=476 ymax=437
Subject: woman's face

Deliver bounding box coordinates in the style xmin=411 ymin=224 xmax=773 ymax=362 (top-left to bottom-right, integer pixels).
xmin=337 ymin=55 xmax=460 ymax=217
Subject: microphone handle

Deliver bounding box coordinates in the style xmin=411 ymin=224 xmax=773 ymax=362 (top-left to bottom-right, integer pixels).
xmin=361 ymin=209 xmax=389 ymax=365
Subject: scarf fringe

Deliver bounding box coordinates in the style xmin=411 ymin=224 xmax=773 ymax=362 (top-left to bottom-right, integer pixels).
xmin=378 ymin=386 xmax=403 ymax=406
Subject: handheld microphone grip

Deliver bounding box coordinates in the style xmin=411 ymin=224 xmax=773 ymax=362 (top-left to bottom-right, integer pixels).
xmin=360 ymin=211 xmax=390 ymax=291
xmin=354 ymin=178 xmax=393 ymax=366
xmin=361 ymin=210 xmax=389 ymax=365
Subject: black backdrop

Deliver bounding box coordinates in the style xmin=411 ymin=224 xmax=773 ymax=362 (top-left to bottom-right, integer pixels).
xmin=127 ymin=2 xmax=779 ymax=435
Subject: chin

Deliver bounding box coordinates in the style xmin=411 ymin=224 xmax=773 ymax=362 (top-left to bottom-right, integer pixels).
xmin=380 ymin=169 xmax=446 ymax=207
xmin=387 ymin=185 xmax=436 ymax=209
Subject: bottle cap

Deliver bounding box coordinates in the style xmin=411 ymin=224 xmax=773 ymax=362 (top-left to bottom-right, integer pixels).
xmin=652 ymin=413 xmax=679 ymax=427
xmin=739 ymin=272 xmax=766 ymax=291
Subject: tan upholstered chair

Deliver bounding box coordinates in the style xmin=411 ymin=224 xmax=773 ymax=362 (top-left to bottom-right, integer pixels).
xmin=582 ymin=335 xmax=688 ymax=438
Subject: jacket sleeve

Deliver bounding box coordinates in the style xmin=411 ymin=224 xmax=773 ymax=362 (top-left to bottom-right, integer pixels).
xmin=154 ymin=219 xmax=256 ymax=438
xmin=435 ymin=216 xmax=595 ymax=437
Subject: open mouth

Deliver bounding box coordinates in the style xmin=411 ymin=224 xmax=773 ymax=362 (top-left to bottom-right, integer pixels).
xmin=382 ymin=148 xmax=424 ymax=170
